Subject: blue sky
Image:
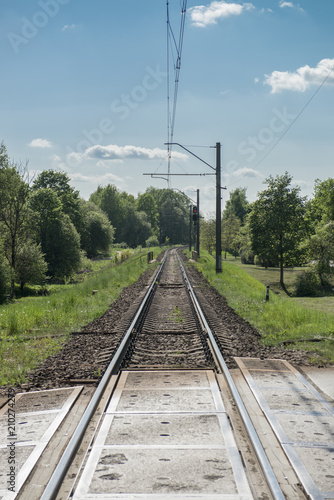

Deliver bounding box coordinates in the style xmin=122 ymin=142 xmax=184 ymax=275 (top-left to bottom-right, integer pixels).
xmin=1 ymin=0 xmax=334 ymax=215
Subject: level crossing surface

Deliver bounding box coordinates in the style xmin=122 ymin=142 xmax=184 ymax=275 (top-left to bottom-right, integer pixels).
xmin=235 ymin=358 xmax=334 ymax=500
xmin=73 ymin=370 xmax=254 ymax=499
xmin=1 ymin=359 xmax=333 ymax=499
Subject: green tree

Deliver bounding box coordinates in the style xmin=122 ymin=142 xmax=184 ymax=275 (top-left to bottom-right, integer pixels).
xmin=249 ymin=173 xmax=306 ymax=289
xmin=0 ymin=141 xmax=10 ymax=168
xmin=78 ymin=200 xmax=114 ymax=257
xmin=118 ymin=203 xmax=151 ymax=247
xmin=309 ymin=178 xmax=334 ymax=225
xmin=303 ymin=222 xmax=334 ymax=287
xmin=201 ymin=214 xmax=216 ymax=255
xmin=0 ymin=147 xmax=31 ymax=296
xmin=15 ymin=241 xmax=47 ymax=291
xmin=237 ymin=218 xmax=254 ymax=264
xmin=221 ymin=213 xmax=241 ymax=259
xmin=29 ymin=188 xmax=63 ymax=251
xmin=29 ymin=188 xmax=81 ymax=279
xmin=156 ymin=189 xmax=189 ymax=245
xmin=223 ymin=187 xmax=249 ymax=224
xmin=90 ymin=185 xmax=190 ymax=246
xmin=136 ymin=192 xmax=159 ymax=232
xmin=32 ymin=170 xmax=82 ymax=229
xmin=90 ymin=184 xmax=123 ymax=240
xmin=47 ymin=216 xmax=81 ymax=280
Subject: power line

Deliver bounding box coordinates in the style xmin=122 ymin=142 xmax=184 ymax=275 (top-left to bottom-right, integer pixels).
xmin=226 ymin=65 xmax=334 ymax=189
xmin=166 ymin=0 xmax=187 ymax=187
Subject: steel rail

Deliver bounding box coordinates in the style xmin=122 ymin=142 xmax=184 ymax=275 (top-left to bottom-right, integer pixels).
xmin=40 ymin=251 xmax=168 ymax=500
xmin=176 ymin=251 xmax=286 ymax=500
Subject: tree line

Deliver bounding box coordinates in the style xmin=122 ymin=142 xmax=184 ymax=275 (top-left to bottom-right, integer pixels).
xmin=0 ymin=142 xmax=191 ymax=301
xmin=3 ymin=137 xmax=330 ymax=302
xmin=89 ymin=185 xmax=191 ymax=248
xmin=201 ymin=172 xmax=334 ymax=295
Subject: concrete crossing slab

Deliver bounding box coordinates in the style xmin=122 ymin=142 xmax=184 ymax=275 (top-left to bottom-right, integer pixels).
xmin=0 ymin=386 xmax=82 ymax=500
xmin=74 ymin=370 xmax=254 ymax=499
xmin=235 ymin=357 xmax=334 ymax=500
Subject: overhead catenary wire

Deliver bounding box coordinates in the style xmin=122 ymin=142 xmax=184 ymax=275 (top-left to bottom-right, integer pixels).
xmin=226 ymin=64 xmax=334 ymax=190
xmin=166 ymin=0 xmax=187 ymax=187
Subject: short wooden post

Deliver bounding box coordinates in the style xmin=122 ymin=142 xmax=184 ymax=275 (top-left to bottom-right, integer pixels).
xmin=147 ymin=251 xmax=153 ymax=263
xmin=265 ymin=285 xmax=270 ymax=302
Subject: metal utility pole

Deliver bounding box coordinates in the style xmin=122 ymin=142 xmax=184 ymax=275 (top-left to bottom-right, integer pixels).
xmin=216 ymin=142 xmax=222 ymax=273
xmin=189 ymin=205 xmax=192 ymax=251
xmin=196 ymin=188 xmax=200 ymax=256
xmin=146 ymin=141 xmax=224 ymax=273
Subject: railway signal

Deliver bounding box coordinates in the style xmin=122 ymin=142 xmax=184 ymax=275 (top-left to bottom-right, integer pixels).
xmin=192 ymin=205 xmax=198 ymax=223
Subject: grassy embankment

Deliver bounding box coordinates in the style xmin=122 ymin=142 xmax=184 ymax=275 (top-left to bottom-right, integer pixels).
xmin=187 ymin=251 xmax=334 ymax=364
xmin=0 ymin=247 xmax=161 ymax=386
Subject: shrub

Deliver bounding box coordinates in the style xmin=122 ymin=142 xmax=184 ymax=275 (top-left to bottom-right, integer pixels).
xmin=254 ymin=254 xmax=279 ymax=268
xmin=146 ymin=235 xmax=159 ymax=247
xmin=294 ymin=269 xmax=321 ymax=297
xmin=111 ymin=242 xmax=128 ymax=249
xmin=240 ymin=250 xmax=254 ymax=264
xmin=15 ymin=241 xmax=47 ymax=291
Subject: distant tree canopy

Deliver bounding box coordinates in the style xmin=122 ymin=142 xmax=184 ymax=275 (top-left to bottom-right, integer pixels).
xmin=0 ymin=139 xmax=194 ymax=301
xmin=6 ymin=138 xmax=334 ymax=301
xmin=90 ymin=185 xmax=190 ymax=247
xmin=0 ymin=144 xmax=116 ymax=298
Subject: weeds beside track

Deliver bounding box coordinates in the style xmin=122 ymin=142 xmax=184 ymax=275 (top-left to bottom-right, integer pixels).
xmin=0 ymin=248 xmax=160 ymax=386
xmin=187 ymin=250 xmax=334 ymax=364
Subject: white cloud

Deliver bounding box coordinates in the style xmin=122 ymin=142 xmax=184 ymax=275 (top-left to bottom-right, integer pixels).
xmin=188 ymin=1 xmax=254 ymax=28
xmin=264 ymin=58 xmax=334 ymax=93
xmin=51 ymin=154 xmax=68 ymax=170
xmin=62 ymin=24 xmax=76 ymax=31
xmin=233 ymin=167 xmax=263 ymax=178
xmin=279 ymin=1 xmax=304 ymax=12
xmin=27 ymin=138 xmax=53 ymax=148
xmin=69 ymin=172 xmax=124 ymax=183
xmin=96 ymin=159 xmax=123 ymax=167
xmin=69 ymin=144 xmax=188 ymax=162
xmin=292 ymin=179 xmax=312 ymax=189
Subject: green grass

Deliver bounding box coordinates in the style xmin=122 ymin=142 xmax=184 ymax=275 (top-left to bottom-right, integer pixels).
xmin=232 ymin=259 xmax=305 ymax=296
xmin=0 ymin=247 xmax=161 ymax=386
xmin=187 ymin=251 xmax=334 ymax=364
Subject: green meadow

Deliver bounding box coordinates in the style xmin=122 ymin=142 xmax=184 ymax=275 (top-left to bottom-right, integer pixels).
xmin=0 ymin=248 xmax=160 ymax=386
xmin=187 ymin=251 xmax=334 ymax=365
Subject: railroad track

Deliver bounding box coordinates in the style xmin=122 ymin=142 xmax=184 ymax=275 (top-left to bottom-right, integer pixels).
xmin=1 ymin=248 xmax=333 ymax=500
xmin=122 ymin=249 xmax=214 ymax=371
xmin=36 ymin=249 xmax=284 ymax=500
